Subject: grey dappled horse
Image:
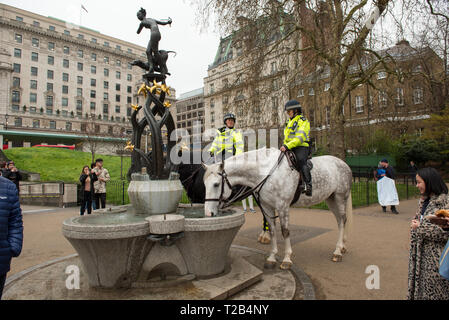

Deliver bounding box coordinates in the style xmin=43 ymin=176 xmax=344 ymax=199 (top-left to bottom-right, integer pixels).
xmin=203 ymin=147 xmax=353 ymax=269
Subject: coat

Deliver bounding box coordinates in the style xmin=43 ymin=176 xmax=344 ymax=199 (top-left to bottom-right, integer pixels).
xmin=2 ymin=169 xmax=22 ymax=194
xmin=408 ymin=193 xmax=449 ymax=300
xmin=91 ymin=167 xmax=110 ymax=194
xmin=0 ymin=176 xmax=23 ymax=275
xmin=283 ymin=114 xmax=310 ymax=149
xmin=79 ymin=173 xmax=98 ymax=200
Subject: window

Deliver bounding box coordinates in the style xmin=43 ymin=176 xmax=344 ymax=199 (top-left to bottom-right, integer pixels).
xmin=11 ymin=105 xmax=19 ymax=112
xmin=90 ymin=102 xmax=96 ymax=110
xmin=90 ymin=90 xmax=96 ymax=98
xmin=103 ymin=104 xmax=109 ymax=114
xmin=48 ymin=55 xmax=54 ymax=65
xmin=127 ymin=96 xmax=132 ymax=103
xmin=15 ymin=34 xmax=22 ymax=43
xmin=272 ymin=96 xmax=279 ymax=109
xmin=66 ymin=122 xmax=72 ymax=131
xmin=47 ymin=70 xmax=54 ymax=79
xmin=48 ymin=42 xmax=55 ymax=51
xmin=104 ymin=92 xmax=109 ymax=100
xmin=13 ymin=77 xmax=20 ymax=87
xmin=62 ymin=110 xmax=68 ymax=117
xmin=127 ymin=74 xmax=132 ymax=81
xmin=271 ymin=61 xmax=277 ymax=74
xmin=64 ymin=30 xmax=70 ymax=35
xmin=128 ymin=107 xmax=132 ymax=117
xmin=104 ymin=68 xmax=109 ymax=77
xmin=116 ymin=60 xmax=121 ymax=67
xmin=63 ymin=59 xmax=69 ymax=68
xmin=12 ymin=91 xmax=20 ymax=103
xmin=309 ymin=109 xmax=315 ymax=126
xmin=16 ymin=16 xmax=23 ymax=22
xmin=63 ymin=46 xmax=70 ymax=54
xmin=324 ymin=83 xmax=330 ymax=91
xmin=30 ymin=107 xmax=36 ymax=114
xmin=308 ymin=88 xmax=315 ymax=96
xmin=115 ymin=106 xmax=120 ymax=113
xmin=272 ymin=79 xmax=279 ymax=90
xmin=127 ymin=62 xmax=132 ymax=70
xmin=413 ymin=87 xmax=423 ymax=104
xmin=62 ymin=85 xmax=69 ymax=94
xmin=49 ymin=25 xmax=55 ymax=31
xmin=91 ymin=65 xmax=96 ymax=74
xmin=31 ymin=67 xmax=38 ymax=76
xmin=14 ymin=48 xmax=21 ymax=58
xmin=127 ymin=86 xmax=132 ymax=93
xmin=116 ymin=83 xmax=120 ymax=91
xmin=91 ymin=79 xmax=96 ymax=87
xmin=46 ymin=108 xmax=53 ymax=115
xmin=77 ymin=88 xmax=83 ymax=96
xmin=14 ymin=118 xmax=22 ymax=127
xmin=116 ymin=71 xmax=121 ymax=79
xmin=77 ymin=76 xmax=83 ymax=85
xmin=210 ymin=98 xmax=214 ymax=109
xmin=76 ymin=100 xmax=82 ymax=111
xmin=32 ymin=38 xmax=39 ymax=47
xmin=29 ymin=93 xmax=37 ymax=103
xmin=413 ymin=65 xmax=422 ymax=73
xmin=91 ymin=38 xmax=97 ymax=44
xmin=46 ymin=95 xmax=54 ymax=107
xmin=377 ymin=71 xmax=387 ymax=80
xmin=63 ymin=73 xmax=69 ymax=82
xmin=355 ymin=96 xmax=364 ymax=113
xmin=30 ymin=80 xmax=37 ymax=89
xmin=33 ymin=21 xmax=40 ymax=27
xmin=77 ymin=62 xmax=83 ymax=71
xmin=47 ymin=83 xmax=53 ymax=91
xmin=49 ymin=120 xmax=56 ymax=129
xmin=104 ymin=41 xmax=109 ymax=47
xmin=33 ymin=120 xmax=40 ymax=128
xmin=325 ymin=106 xmax=331 ymax=126
xmin=91 ymin=53 xmax=97 ymax=61
xmin=210 ymin=83 xmax=214 ymax=94
xmin=77 ymin=50 xmax=83 ymax=58
xmin=116 ymin=95 xmax=120 ymax=102
xmin=104 ymin=56 xmax=109 ymax=64
xmin=62 ymin=97 xmax=68 ymax=107
xmin=78 ymin=34 xmax=84 ymax=40
xmin=396 ymin=88 xmax=404 ymax=106
xmin=13 ymin=63 xmax=21 ymax=73
xmin=32 ymin=51 xmax=38 ymax=61
xmin=116 ymin=45 xmax=121 ymax=51
xmin=104 ymin=81 xmax=109 ymax=89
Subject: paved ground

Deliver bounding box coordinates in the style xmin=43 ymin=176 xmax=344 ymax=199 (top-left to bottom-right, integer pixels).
xmin=9 ymin=199 xmax=418 ymax=300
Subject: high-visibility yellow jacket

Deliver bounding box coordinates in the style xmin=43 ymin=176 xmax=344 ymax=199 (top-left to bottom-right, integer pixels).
xmin=283 ymin=114 xmax=310 ymax=149
xmin=209 ymin=127 xmax=244 ymax=156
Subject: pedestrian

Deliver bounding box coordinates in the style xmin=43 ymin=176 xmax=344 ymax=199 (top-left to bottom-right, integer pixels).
xmin=2 ymin=161 xmax=22 ymax=195
xmin=0 ymin=161 xmax=6 ymax=176
xmin=380 ymin=159 xmax=399 ymax=214
xmin=408 ymin=167 xmax=449 ymax=300
xmin=280 ymin=100 xmax=312 ymax=196
xmin=242 ymin=195 xmax=256 ymax=213
xmin=91 ymin=158 xmax=110 ymax=209
xmin=79 ymin=165 xmax=98 ymax=216
xmin=374 ymin=162 xmax=386 ymax=181
xmin=89 ymin=162 xmax=97 ymax=211
xmin=208 ymin=113 xmax=244 ymax=162
xmin=408 ymin=160 xmax=418 ymax=185
xmin=0 ymin=175 xmax=23 ymax=299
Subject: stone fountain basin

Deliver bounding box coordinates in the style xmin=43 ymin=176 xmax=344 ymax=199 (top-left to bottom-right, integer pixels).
xmin=62 ymin=206 xmax=245 ymax=288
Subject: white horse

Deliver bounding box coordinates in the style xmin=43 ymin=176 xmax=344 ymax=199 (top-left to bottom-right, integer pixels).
xmin=203 ymin=147 xmax=353 ymax=269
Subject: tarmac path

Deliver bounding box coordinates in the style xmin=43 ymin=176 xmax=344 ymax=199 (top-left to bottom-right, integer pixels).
xmin=9 ymin=198 xmax=419 ymax=300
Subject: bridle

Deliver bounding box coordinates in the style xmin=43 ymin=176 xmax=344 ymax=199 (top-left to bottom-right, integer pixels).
xmin=204 ymin=151 xmax=286 ymax=219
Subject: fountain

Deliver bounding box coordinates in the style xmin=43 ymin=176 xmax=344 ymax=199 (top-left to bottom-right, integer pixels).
xmin=61 ymin=8 xmax=246 ymax=290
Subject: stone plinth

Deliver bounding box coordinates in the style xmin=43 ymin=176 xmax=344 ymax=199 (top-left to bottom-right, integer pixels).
xmin=146 ymin=214 xmax=185 ymax=234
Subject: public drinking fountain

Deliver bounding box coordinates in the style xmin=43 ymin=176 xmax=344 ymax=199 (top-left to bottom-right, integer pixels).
xmin=61 ymin=8 xmax=245 ymax=289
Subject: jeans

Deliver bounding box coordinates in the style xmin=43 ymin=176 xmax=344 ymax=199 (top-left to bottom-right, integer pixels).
xmin=80 ymin=191 xmax=93 ymax=215
xmin=94 ymin=193 xmax=106 ymax=209
xmin=0 ymin=273 xmax=6 ymax=300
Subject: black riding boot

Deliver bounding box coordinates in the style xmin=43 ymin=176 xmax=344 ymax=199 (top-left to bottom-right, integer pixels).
xmin=300 ymin=164 xmax=312 ymax=196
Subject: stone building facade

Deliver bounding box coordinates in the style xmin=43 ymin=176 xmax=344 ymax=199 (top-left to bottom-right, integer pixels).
xmin=175 ymin=87 xmax=204 ymax=138
xmin=0 ymin=4 xmax=176 ymax=154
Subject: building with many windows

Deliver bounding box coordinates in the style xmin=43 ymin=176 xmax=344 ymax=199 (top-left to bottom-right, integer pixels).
xmin=175 ymin=88 xmax=204 ymax=138
xmin=0 ymin=3 xmax=176 ymax=153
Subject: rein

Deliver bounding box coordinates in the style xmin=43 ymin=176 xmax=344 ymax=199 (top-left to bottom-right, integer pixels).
xmin=205 ymin=151 xmax=286 ymax=220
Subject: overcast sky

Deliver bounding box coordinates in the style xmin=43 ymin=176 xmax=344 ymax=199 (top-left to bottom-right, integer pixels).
xmin=3 ymin=0 xmax=220 ymax=98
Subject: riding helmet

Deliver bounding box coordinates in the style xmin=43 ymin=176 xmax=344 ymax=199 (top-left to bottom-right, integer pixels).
xmin=284 ymin=100 xmax=302 ymax=114
xmin=223 ymin=113 xmax=236 ymax=125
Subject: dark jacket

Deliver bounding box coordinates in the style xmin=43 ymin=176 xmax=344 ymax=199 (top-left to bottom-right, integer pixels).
xmin=0 ymin=176 xmax=23 ymax=275
xmin=2 ymin=169 xmax=22 ymax=194
xmin=384 ymin=166 xmax=395 ymax=180
xmin=79 ymin=173 xmax=98 ymax=199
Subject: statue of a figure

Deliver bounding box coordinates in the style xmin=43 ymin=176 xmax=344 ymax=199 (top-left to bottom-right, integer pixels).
xmin=136 ymin=7 xmax=172 ymax=74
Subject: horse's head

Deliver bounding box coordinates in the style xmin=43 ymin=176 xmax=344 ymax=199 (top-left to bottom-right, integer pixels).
xmin=203 ymin=162 xmax=232 ymax=217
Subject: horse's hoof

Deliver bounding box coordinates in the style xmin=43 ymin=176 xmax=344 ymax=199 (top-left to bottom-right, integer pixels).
xmin=332 ymin=254 xmax=342 ymax=262
xmin=341 ymin=247 xmax=347 ymax=254
xmin=280 ymin=262 xmax=292 ymax=270
xmin=264 ymin=261 xmax=276 ymax=269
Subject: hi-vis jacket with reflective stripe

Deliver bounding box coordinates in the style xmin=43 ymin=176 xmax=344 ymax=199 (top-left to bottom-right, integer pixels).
xmin=209 ymin=127 xmax=244 ymax=156
xmin=283 ymin=114 xmax=310 ymax=149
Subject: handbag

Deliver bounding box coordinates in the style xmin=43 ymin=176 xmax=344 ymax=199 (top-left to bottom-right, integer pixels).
xmin=440 ymin=240 xmax=449 ymax=280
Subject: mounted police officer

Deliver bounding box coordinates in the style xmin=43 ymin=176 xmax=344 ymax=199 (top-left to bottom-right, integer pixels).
xmin=280 ymin=100 xmax=312 ymax=196
xmin=209 ymin=113 xmax=244 ymax=161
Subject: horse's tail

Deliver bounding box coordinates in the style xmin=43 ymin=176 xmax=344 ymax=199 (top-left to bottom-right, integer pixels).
xmin=344 ymin=191 xmax=353 ymax=237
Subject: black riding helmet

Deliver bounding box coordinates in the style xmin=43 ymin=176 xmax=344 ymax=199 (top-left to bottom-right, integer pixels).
xmin=223 ymin=113 xmax=236 ymax=125
xmin=284 ymin=100 xmax=302 ymax=114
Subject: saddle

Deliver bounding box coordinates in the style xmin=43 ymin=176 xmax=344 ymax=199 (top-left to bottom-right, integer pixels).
xmin=285 ymin=150 xmax=313 ymax=205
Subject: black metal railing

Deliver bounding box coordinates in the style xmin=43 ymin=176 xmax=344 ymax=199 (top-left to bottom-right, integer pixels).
xmin=76 ymin=180 xmax=129 ymax=206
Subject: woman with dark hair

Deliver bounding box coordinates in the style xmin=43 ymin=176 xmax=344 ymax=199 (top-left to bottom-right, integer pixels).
xmin=408 ymin=167 xmax=449 ymax=300
xmin=79 ymin=165 xmax=98 ymax=216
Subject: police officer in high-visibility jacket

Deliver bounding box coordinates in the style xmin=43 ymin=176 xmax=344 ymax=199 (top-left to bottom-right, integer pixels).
xmin=280 ymin=100 xmax=312 ymax=196
xmin=209 ymin=113 xmax=244 ymax=161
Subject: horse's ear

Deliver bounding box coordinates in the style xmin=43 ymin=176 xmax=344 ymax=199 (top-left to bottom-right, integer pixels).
xmin=201 ymin=162 xmax=208 ymax=171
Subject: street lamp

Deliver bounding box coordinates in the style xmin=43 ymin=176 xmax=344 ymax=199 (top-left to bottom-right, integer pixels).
xmin=5 ymin=113 xmax=8 ymax=130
